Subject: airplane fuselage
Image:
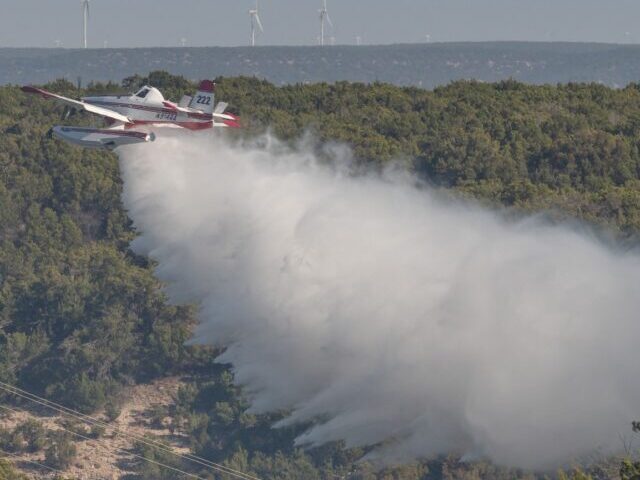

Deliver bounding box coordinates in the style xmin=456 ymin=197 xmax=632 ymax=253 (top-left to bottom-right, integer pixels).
xmin=82 ymin=94 xmax=214 ymax=130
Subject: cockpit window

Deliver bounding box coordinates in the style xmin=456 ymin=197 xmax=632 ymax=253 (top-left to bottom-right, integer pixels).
xmin=136 ymin=88 xmax=150 ymax=98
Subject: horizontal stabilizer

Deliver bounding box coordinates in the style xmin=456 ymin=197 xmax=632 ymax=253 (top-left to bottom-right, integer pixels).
xmin=213 ymin=112 xmax=239 ymax=122
xmin=214 ymin=119 xmax=241 ymax=128
xmin=214 ymin=102 xmax=228 ymax=114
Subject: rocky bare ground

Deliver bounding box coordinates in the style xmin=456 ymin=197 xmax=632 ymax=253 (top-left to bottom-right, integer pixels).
xmin=0 ymin=377 xmax=188 ymax=479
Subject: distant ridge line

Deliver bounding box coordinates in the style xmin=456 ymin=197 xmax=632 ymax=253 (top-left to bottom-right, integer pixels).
xmin=2 ymin=42 xmax=640 ymax=88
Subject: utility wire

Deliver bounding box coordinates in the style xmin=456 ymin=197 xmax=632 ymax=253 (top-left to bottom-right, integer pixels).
xmin=0 ymin=402 xmax=209 ymax=480
xmin=0 ymin=380 xmax=260 ymax=480
xmin=0 ymin=445 xmax=69 ymax=477
xmin=0 ymin=382 xmax=257 ymax=480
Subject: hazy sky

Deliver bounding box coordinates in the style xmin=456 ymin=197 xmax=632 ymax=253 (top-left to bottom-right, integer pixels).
xmin=1 ymin=0 xmax=639 ymax=48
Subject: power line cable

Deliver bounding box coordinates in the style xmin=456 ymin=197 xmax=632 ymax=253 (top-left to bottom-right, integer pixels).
xmin=0 ymin=445 xmax=69 ymax=477
xmin=0 ymin=402 xmax=210 ymax=480
xmin=0 ymin=382 xmax=257 ymax=479
xmin=0 ymin=381 xmax=260 ymax=480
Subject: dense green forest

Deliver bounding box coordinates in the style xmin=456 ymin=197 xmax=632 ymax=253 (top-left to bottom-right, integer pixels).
xmin=2 ymin=72 xmax=640 ymax=479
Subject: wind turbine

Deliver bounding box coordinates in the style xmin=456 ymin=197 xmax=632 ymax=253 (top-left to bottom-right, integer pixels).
xmin=249 ymin=0 xmax=264 ymax=47
xmin=319 ymin=0 xmax=333 ymax=46
xmin=81 ymin=0 xmax=90 ymax=48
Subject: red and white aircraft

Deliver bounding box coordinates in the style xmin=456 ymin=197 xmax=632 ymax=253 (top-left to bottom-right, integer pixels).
xmin=21 ymin=80 xmax=240 ymax=150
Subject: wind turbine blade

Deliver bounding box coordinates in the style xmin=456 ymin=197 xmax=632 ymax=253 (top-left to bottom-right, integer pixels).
xmin=255 ymin=14 xmax=264 ymax=33
xmin=326 ymin=13 xmax=333 ymax=28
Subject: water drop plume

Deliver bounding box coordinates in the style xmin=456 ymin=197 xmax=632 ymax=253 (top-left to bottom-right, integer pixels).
xmin=118 ymin=131 xmax=640 ymax=469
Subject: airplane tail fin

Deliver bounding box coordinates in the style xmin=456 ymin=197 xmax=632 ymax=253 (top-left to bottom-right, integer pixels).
xmin=189 ymin=80 xmax=215 ymax=114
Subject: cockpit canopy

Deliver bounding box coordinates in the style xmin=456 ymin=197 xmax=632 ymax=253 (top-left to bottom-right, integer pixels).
xmin=134 ymin=86 xmax=164 ymax=103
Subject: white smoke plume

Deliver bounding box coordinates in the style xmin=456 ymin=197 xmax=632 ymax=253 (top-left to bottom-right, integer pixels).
xmin=118 ymin=131 xmax=640 ymax=470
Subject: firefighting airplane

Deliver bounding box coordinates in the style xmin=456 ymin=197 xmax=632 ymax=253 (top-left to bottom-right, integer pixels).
xmin=21 ymin=80 xmax=240 ymax=150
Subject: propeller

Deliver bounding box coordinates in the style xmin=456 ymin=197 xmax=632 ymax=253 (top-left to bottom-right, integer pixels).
xmin=62 ymin=106 xmax=78 ymax=120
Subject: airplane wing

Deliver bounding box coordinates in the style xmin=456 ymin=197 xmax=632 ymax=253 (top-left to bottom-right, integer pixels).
xmin=22 ymin=86 xmax=132 ymax=125
xmin=48 ymin=125 xmax=155 ymax=150
xmin=214 ymin=102 xmax=228 ymax=114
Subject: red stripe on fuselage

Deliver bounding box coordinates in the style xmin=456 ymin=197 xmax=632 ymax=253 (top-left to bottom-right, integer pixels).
xmin=129 ymin=120 xmax=213 ymax=131
xmin=86 ymin=100 xmax=213 ymax=120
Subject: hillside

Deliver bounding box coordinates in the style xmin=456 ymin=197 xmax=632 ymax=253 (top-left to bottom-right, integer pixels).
xmin=2 ymin=72 xmax=640 ymax=479
xmin=0 ymin=378 xmax=186 ymax=479
xmin=2 ymin=42 xmax=640 ymax=88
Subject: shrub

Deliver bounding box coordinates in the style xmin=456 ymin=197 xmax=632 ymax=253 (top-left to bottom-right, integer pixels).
xmin=44 ymin=433 xmax=77 ymax=470
xmin=14 ymin=419 xmax=46 ymax=452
